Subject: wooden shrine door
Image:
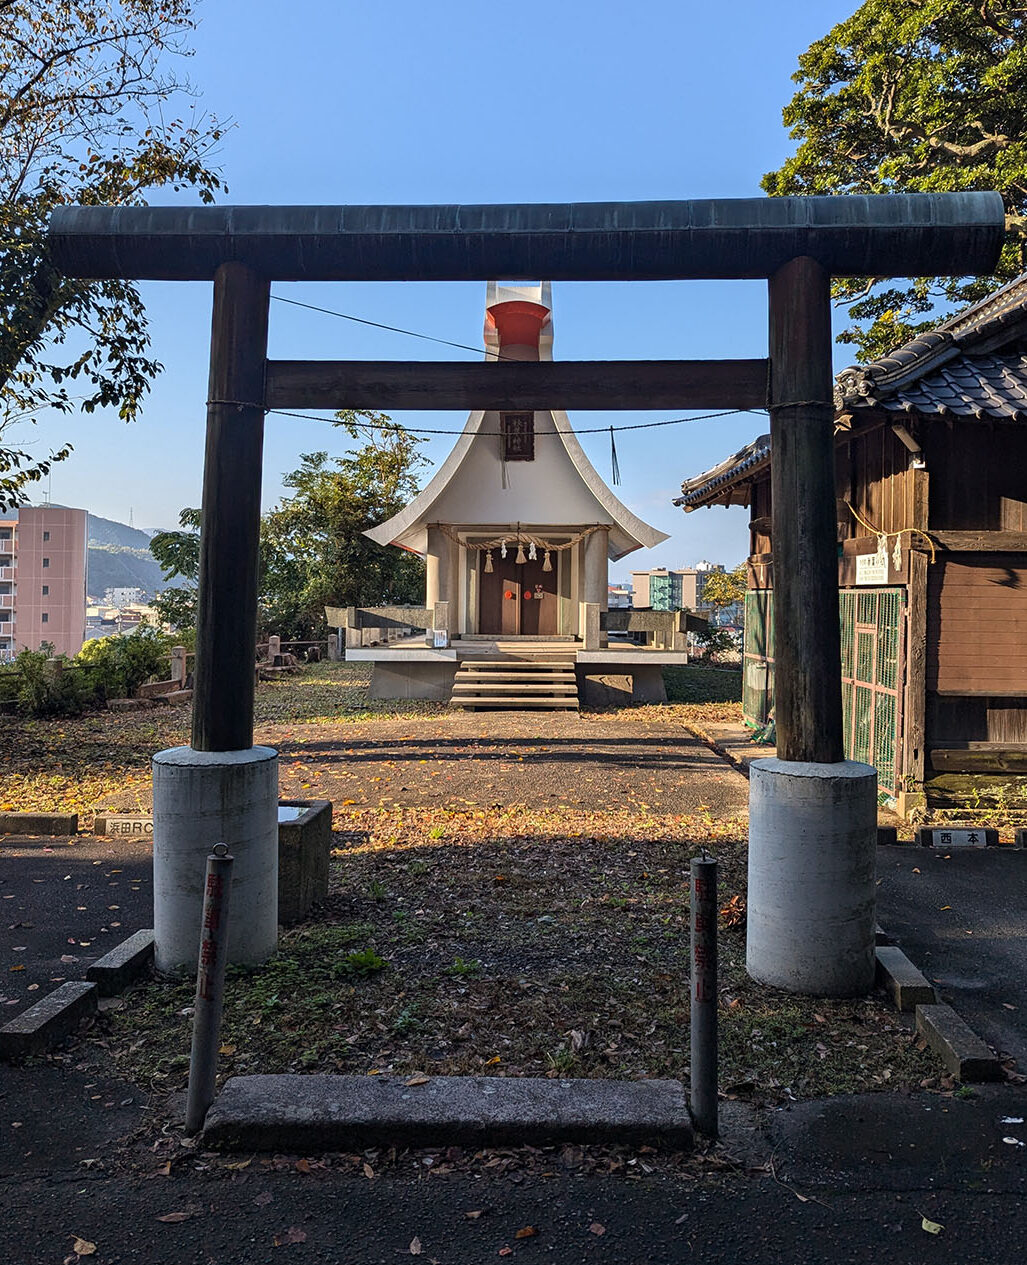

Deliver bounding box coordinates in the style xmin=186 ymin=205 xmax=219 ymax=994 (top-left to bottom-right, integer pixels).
xmin=478 ymin=551 xmax=558 ymax=635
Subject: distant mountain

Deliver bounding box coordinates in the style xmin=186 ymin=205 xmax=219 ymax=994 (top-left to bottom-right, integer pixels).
xmin=86 ymin=513 xmax=166 ymax=600
xmin=87 ymin=512 xmax=155 ymax=550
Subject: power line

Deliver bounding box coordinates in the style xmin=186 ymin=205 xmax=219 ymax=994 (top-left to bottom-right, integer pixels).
xmin=271 ymin=293 xmax=520 ymax=361
xmin=265 ymin=405 xmax=766 ymax=437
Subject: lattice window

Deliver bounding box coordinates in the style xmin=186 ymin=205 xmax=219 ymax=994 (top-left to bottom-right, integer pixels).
xmin=501 ymin=412 xmax=535 ymax=461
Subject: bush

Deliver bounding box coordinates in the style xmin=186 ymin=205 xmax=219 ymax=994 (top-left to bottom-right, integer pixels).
xmin=75 ymin=626 xmax=172 ymax=702
xmin=13 ymin=646 xmax=88 ymax=717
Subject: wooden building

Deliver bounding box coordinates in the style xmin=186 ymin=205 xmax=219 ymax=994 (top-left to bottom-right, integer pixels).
xmin=677 ymin=275 xmax=1027 ymax=820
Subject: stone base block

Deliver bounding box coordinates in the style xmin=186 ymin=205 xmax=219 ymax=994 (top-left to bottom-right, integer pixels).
xmin=875 ymin=945 xmax=937 ymax=1012
xmin=0 ymin=982 xmax=97 ymax=1059
xmin=86 ymin=929 xmax=155 ymax=995
xmin=278 ymin=800 xmax=333 ymax=925
xmin=916 ymin=1003 xmax=1002 ymax=1082
xmin=0 ymin=811 xmax=78 ymax=836
xmin=203 ymin=1074 xmax=692 ymax=1151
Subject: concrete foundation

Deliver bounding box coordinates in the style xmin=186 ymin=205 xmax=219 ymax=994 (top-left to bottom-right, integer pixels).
xmin=152 ymin=746 xmax=279 ymax=973
xmin=747 ymin=757 xmax=877 ymax=997
xmin=368 ymin=661 xmax=458 ymax=700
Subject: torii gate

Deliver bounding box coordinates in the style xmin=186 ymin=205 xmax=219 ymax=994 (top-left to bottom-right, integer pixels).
xmin=49 ymin=194 xmax=1004 ymax=993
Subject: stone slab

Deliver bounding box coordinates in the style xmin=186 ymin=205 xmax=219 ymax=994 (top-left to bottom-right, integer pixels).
xmin=875 ymin=945 xmax=937 ymax=1012
xmin=0 ymin=981 xmax=97 ymax=1060
xmin=915 ymin=1003 xmax=1002 ymax=1082
xmin=0 ymin=811 xmax=78 ymax=836
xmin=877 ymin=826 xmax=898 ymax=846
xmin=85 ymin=928 xmax=155 ymax=996
xmin=203 ymin=1074 xmax=693 ymax=1151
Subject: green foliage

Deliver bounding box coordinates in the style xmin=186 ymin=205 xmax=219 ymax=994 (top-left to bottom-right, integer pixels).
xmin=445 ymin=956 xmax=482 ymax=978
xmin=75 ymin=625 xmax=172 ymax=702
xmin=12 ymin=646 xmax=86 ymax=717
xmin=763 ymin=1 xmax=1027 ymax=360
xmin=149 ymin=507 xmax=201 ymax=631
xmin=0 ymin=2 xmax=226 ymax=509
xmin=259 ymin=412 xmax=427 ymax=639
xmin=691 ymin=626 xmax=736 ymax=661
xmin=341 ymin=948 xmax=387 ymax=977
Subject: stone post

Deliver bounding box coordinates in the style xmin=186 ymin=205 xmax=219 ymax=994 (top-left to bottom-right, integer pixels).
xmin=171 ymin=645 xmax=187 ymax=687
xmin=583 ymin=528 xmax=609 ymax=648
xmin=327 ymin=632 xmax=340 ymax=661
xmin=267 ymin=634 xmax=281 ymax=665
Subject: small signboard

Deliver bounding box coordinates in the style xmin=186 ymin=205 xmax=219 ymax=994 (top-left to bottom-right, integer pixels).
xmin=855 ymin=547 xmax=889 ymax=586
xmin=432 ymin=629 xmax=449 ymax=648
xmin=917 ymin=827 xmax=997 ymax=848
xmin=93 ymin=814 xmax=153 ymax=838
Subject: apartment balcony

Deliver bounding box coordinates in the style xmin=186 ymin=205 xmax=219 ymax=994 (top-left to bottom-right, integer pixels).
xmin=0 ymin=565 xmax=13 ymax=582
xmin=0 ymin=621 xmax=13 ymax=638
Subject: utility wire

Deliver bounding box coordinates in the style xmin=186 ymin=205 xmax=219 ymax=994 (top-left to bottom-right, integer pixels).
xmin=272 ymin=293 xmax=521 ymax=361
xmin=265 ymin=405 xmax=765 ymax=437
xmin=267 ymin=291 xmax=769 ymax=436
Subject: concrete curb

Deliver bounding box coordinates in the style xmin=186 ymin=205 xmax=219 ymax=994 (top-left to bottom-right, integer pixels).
xmin=915 ymin=1003 xmax=1003 ymax=1082
xmin=874 ymin=945 xmax=938 ymax=1012
xmin=0 ymin=981 xmax=97 ymax=1060
xmin=85 ymin=928 xmax=155 ymax=996
xmin=0 ymin=811 xmax=78 ymax=836
xmin=203 ymin=1074 xmax=694 ymax=1152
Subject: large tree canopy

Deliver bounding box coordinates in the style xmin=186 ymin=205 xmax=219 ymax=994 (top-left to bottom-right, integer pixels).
xmin=0 ymin=0 xmax=225 ymax=508
xmin=150 ymin=414 xmax=428 ymax=639
xmin=763 ymin=1 xmax=1027 ymax=361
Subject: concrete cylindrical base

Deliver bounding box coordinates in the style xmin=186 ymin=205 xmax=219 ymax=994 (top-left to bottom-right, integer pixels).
xmin=746 ymin=757 xmax=877 ymax=997
xmin=153 ymin=745 xmax=279 ymax=974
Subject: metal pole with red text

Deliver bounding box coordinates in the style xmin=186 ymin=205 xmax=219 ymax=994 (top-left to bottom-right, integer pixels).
xmin=185 ymin=842 xmax=233 ymax=1135
xmin=690 ymin=854 xmax=718 ymax=1138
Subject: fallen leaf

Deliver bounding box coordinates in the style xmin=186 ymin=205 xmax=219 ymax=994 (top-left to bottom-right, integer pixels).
xmin=219 ymin=1043 xmax=236 ymax=1055
xmin=272 ymin=1226 xmax=307 ymax=1246
xmin=225 ymin=1159 xmax=251 ymax=1171
xmin=498 ymin=1250 xmax=512 ymax=1258
xmin=363 ymin=1162 xmax=375 ymax=1179
xmin=515 ymin=1226 xmax=537 ymax=1239
xmin=294 ymin=1158 xmax=312 ymax=1173
xmin=156 ymin=1211 xmax=194 ymax=1223
xmin=406 ymin=1073 xmax=430 ymax=1086
xmin=410 ymin=1237 xmax=423 ymax=1255
xmin=254 ymin=1191 xmax=273 ymax=1207
xmin=71 ymin=1238 xmax=96 ymax=1256
xmin=921 ymin=1216 xmax=944 ymax=1235
xmin=589 ymin=1222 xmax=606 ymax=1236
xmin=465 ymin=1210 xmax=483 ymax=1220
xmin=484 ymin=1055 xmax=501 ymax=1067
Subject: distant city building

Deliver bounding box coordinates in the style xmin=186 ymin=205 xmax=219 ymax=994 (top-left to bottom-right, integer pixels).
xmin=0 ymin=505 xmax=88 ymax=660
xmin=104 ymin=585 xmax=145 ymax=607
xmin=607 ymin=583 xmax=632 ymax=609
xmin=630 ymin=564 xmax=725 ymax=613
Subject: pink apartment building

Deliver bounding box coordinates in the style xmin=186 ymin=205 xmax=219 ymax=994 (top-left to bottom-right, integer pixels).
xmin=0 ymin=506 xmax=87 ymax=660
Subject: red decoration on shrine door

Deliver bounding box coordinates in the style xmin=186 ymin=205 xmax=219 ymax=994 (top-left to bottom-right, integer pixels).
xmin=504 ymin=590 xmax=514 ymax=600
xmin=523 ymin=591 xmax=532 ymax=600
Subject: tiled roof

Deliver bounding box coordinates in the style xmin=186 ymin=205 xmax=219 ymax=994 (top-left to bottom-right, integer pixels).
xmin=674 ymin=434 xmax=770 ymax=509
xmin=870 ymin=353 xmax=1027 ymax=420
xmin=836 ymin=271 xmax=1027 ymax=416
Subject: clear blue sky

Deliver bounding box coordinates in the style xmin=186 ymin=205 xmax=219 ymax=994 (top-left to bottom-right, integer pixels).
xmin=23 ymin=0 xmax=859 ymax=575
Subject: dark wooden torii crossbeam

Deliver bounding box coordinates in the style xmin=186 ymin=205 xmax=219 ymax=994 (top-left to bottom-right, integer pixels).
xmin=47 ymin=194 xmax=1005 ymax=763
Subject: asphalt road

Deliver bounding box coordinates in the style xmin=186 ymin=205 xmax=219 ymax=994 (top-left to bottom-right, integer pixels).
xmin=0 ymin=836 xmax=154 ymax=1010
xmin=876 ymin=845 xmax=1027 ymax=1067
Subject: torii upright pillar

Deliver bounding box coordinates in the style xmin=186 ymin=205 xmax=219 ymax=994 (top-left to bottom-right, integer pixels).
xmin=151 ymin=263 xmax=280 ymax=973
xmin=745 ymin=256 xmax=877 ymax=996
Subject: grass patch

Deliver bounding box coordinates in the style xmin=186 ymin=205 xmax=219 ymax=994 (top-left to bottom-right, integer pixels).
xmin=663 ymin=664 xmax=742 ymax=706
xmin=96 ymin=806 xmax=933 ymax=1105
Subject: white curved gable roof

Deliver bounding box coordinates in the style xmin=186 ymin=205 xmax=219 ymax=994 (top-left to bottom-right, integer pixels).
xmin=365 ymin=405 xmax=668 ymax=560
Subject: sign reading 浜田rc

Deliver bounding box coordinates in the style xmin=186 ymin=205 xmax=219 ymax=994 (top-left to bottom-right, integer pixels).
xmin=93 ymin=815 xmax=153 ymax=838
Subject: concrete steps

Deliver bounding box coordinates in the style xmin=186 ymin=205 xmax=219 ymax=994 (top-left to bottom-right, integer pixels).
xmin=449 ymin=659 xmax=579 ymax=711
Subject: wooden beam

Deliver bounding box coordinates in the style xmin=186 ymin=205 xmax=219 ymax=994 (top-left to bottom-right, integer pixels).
xmin=47 ymin=193 xmax=1005 ymax=282
xmin=263 ymin=359 xmax=769 ymax=412
xmin=192 ymin=263 xmax=270 ymax=752
xmin=930 ymin=530 xmax=1027 ymax=552
xmin=902 ymin=464 xmax=930 ymax=799
xmin=768 ymin=256 xmax=844 ymax=764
